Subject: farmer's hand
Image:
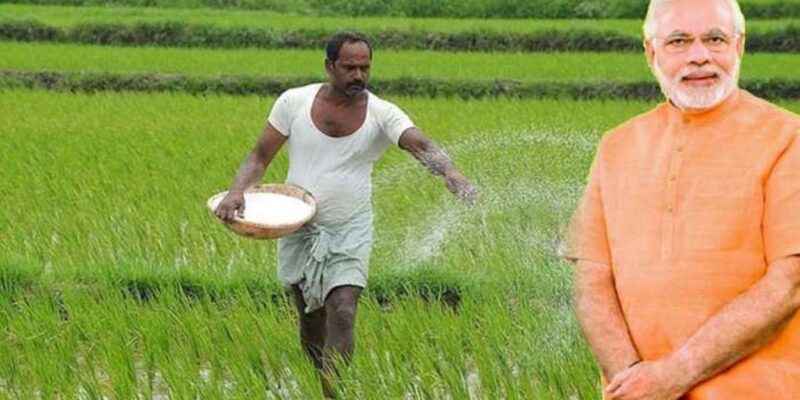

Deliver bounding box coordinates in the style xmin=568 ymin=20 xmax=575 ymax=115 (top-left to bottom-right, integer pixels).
xmin=215 ymin=191 xmax=245 ymax=222
xmin=445 ymin=171 xmax=478 ymax=205
xmin=605 ymin=359 xmax=691 ymax=400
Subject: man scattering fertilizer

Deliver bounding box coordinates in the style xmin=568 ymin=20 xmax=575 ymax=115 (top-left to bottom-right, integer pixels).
xmin=215 ymin=31 xmax=477 ymax=397
xmin=565 ymin=0 xmax=800 ymax=399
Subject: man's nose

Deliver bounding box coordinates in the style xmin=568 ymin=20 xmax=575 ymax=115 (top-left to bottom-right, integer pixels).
xmin=353 ymin=69 xmax=366 ymax=80
xmin=687 ymin=38 xmax=712 ymax=65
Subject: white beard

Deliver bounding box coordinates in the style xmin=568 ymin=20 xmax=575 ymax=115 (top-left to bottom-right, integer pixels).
xmin=652 ymin=54 xmax=741 ymax=111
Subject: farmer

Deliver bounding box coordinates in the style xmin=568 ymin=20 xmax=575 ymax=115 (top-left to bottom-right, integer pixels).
xmin=215 ymin=31 xmax=477 ymax=397
xmin=564 ymin=0 xmax=800 ymax=399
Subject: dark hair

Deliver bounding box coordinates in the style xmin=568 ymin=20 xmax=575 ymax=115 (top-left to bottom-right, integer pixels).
xmin=326 ymin=31 xmax=372 ymax=62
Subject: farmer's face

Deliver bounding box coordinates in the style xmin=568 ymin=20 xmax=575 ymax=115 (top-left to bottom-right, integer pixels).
xmin=326 ymin=41 xmax=371 ymax=98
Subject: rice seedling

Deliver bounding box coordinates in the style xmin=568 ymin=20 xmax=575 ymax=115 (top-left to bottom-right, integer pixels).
xmin=3 ymin=42 xmax=800 ymax=82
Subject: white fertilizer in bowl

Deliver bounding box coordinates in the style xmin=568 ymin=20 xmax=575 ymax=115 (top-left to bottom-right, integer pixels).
xmin=212 ymin=192 xmax=313 ymax=226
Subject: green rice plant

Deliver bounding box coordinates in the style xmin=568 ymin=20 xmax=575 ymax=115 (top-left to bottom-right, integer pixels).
xmin=1 ymin=0 xmax=798 ymax=18
xmin=0 ymin=5 xmax=645 ymax=33
xmin=0 ymin=89 xmax=648 ymax=276
xmin=0 ymin=275 xmax=598 ymax=398
xmin=2 ymin=4 xmax=800 ymax=35
xmin=4 ymin=42 xmax=800 ymax=82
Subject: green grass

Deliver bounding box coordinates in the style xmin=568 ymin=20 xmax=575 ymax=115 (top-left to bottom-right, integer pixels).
xmin=0 ymin=279 xmax=594 ymax=398
xmin=0 ymin=89 xmax=652 ymax=273
xmin=1 ymin=0 xmax=798 ymax=18
xmin=0 ymin=88 xmax=653 ymax=398
xmin=1 ymin=4 xmax=799 ymax=34
xmin=0 ymin=4 xmax=641 ymax=33
xmin=4 ymin=42 xmax=800 ymax=82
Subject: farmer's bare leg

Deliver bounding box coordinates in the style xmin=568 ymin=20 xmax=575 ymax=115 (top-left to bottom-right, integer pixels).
xmin=321 ymin=285 xmax=362 ymax=397
xmin=291 ymin=285 xmax=326 ymax=370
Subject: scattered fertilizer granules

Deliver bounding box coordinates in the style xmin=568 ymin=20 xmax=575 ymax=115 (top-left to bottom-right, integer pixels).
xmin=212 ymin=192 xmax=313 ymax=225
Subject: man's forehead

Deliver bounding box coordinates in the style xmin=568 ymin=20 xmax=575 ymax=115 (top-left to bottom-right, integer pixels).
xmin=666 ymin=27 xmax=729 ymax=37
xmin=336 ymin=56 xmax=371 ymax=67
xmin=338 ymin=41 xmax=371 ymax=59
xmin=656 ymin=0 xmax=736 ymax=36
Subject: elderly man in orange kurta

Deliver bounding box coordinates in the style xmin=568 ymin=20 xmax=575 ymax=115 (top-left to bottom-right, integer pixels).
xmin=565 ymin=0 xmax=800 ymax=399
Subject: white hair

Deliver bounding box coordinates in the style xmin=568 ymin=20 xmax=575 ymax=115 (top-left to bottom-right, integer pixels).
xmin=642 ymin=0 xmax=746 ymax=41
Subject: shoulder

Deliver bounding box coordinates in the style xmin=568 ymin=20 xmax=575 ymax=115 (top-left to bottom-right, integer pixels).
xmin=368 ymin=91 xmax=403 ymax=115
xmin=732 ymin=91 xmax=800 ymax=154
xmin=740 ymin=90 xmax=797 ymax=119
xmin=741 ymin=91 xmax=800 ymax=134
xmin=275 ymin=83 xmax=321 ymax=106
xmin=369 ymin=92 xmax=415 ymax=131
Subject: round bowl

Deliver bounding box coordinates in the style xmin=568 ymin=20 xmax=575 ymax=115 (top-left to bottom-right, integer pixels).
xmin=207 ymin=184 xmax=316 ymax=240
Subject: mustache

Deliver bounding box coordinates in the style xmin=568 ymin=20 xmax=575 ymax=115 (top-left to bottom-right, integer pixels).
xmin=346 ymin=80 xmax=366 ymax=90
xmin=679 ymin=66 xmax=724 ymax=80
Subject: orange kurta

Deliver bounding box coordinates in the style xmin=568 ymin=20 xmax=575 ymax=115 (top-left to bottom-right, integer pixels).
xmin=567 ymin=89 xmax=800 ymax=399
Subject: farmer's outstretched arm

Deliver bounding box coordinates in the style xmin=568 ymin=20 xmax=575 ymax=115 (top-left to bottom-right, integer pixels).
xmin=398 ymin=127 xmax=477 ymax=204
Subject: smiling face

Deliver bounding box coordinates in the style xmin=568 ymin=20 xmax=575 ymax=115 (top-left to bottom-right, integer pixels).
xmin=645 ymin=0 xmax=745 ymax=112
xmin=325 ymin=40 xmax=371 ymax=99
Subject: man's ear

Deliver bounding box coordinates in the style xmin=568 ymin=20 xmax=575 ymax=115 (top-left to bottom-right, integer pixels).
xmin=324 ymin=58 xmax=334 ymax=75
xmin=644 ymin=39 xmax=656 ymax=69
xmin=736 ymin=34 xmax=746 ymax=57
